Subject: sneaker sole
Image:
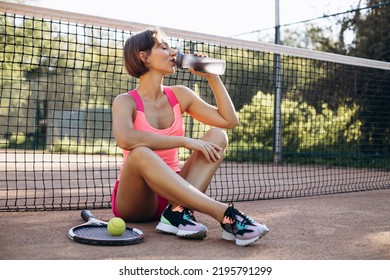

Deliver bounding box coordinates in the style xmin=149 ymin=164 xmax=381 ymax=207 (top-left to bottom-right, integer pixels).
xmin=156 ymin=222 xmax=207 ymax=239
xmin=222 ymin=227 xmax=269 ymax=246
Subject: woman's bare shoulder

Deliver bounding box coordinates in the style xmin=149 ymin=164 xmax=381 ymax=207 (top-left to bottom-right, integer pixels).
xmin=169 ymin=85 xmax=190 ymax=93
xmin=167 ymin=85 xmax=197 ymax=112
xmin=112 ymin=92 xmax=136 ymax=110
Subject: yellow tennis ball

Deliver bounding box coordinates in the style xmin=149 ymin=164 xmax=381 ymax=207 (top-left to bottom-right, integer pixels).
xmin=107 ymin=217 xmax=126 ymax=236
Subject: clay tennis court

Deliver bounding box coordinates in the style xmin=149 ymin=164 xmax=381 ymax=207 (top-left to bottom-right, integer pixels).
xmin=1 ymin=188 xmax=389 ymax=260
xmin=1 ymin=152 xmax=390 ymax=259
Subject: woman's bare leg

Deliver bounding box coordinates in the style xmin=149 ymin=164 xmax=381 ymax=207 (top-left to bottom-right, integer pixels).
xmin=116 ymin=128 xmax=268 ymax=245
xmin=179 ymin=127 xmax=228 ymax=193
xmin=116 ymin=144 xmax=227 ymax=223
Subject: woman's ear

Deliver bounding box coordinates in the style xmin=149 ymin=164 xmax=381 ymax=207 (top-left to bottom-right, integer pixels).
xmin=139 ymin=51 xmax=148 ymax=64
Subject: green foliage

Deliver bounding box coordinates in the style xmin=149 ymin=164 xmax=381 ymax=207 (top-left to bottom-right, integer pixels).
xmin=0 ymin=132 xmax=45 ymax=149
xmin=227 ymin=91 xmax=363 ymax=162
xmin=282 ymin=100 xmax=361 ymax=151
xmin=49 ymin=137 xmax=121 ymax=155
xmin=229 ymin=92 xmax=274 ymax=148
xmin=8 ymin=132 xmax=26 ymax=145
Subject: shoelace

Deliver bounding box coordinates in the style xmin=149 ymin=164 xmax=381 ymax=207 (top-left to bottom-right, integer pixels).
xmin=225 ymin=203 xmax=254 ymax=227
xmin=182 ymin=207 xmax=197 ymax=222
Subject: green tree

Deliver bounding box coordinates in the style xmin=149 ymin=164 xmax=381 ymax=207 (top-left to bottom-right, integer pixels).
xmin=339 ymin=0 xmax=390 ymax=154
xmin=282 ymin=1 xmax=390 ymax=155
xmin=340 ymin=0 xmax=390 ymax=62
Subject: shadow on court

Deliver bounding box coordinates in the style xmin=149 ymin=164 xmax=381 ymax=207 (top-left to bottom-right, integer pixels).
xmin=0 ymin=189 xmax=389 ymax=260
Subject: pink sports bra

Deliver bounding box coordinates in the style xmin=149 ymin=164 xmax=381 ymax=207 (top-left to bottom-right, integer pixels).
xmin=120 ymin=87 xmax=184 ymax=173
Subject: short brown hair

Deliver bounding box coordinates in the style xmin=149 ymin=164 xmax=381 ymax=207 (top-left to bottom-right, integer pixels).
xmin=123 ymin=28 xmax=166 ymax=78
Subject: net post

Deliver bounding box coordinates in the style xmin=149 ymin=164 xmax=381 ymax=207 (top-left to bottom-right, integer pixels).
xmin=273 ymin=0 xmax=283 ymax=164
xmin=273 ymin=53 xmax=283 ymax=164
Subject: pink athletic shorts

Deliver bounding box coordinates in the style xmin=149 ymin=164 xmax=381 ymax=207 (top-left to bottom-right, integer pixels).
xmin=111 ymin=180 xmax=168 ymax=220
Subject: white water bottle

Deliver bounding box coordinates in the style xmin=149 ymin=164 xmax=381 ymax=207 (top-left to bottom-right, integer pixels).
xmin=175 ymin=52 xmax=226 ymax=75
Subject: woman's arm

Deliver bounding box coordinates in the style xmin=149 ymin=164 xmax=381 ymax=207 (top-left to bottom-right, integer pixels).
xmin=173 ymin=73 xmax=239 ymax=129
xmin=112 ymin=93 xmax=221 ymax=162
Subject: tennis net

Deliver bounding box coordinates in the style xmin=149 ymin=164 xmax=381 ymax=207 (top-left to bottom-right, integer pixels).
xmin=1 ymin=2 xmax=389 ymax=211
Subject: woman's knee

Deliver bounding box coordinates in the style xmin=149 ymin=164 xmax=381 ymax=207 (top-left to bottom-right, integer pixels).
xmin=126 ymin=146 xmax=156 ymax=168
xmin=204 ymin=127 xmax=228 ymax=149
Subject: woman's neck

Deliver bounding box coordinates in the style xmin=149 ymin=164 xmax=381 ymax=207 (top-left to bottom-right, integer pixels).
xmin=137 ymin=74 xmax=165 ymax=99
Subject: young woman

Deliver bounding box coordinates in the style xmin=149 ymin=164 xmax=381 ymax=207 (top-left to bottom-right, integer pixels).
xmin=111 ymin=28 xmax=268 ymax=246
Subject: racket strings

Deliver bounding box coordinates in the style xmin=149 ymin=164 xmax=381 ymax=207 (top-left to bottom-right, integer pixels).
xmin=73 ymin=226 xmax=136 ymax=240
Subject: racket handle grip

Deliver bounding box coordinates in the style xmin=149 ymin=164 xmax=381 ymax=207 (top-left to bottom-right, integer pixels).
xmin=81 ymin=209 xmax=95 ymax=221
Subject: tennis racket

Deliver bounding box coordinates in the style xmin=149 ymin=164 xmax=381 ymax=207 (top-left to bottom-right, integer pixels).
xmin=68 ymin=210 xmax=144 ymax=246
